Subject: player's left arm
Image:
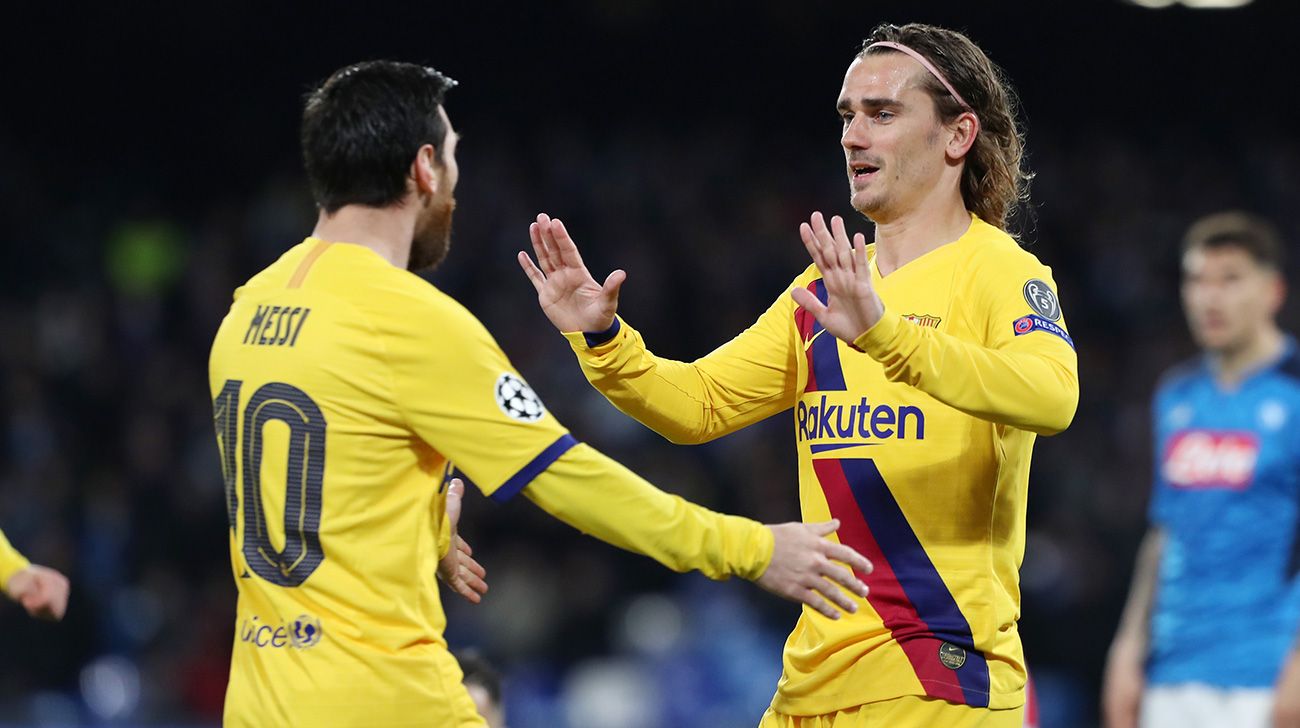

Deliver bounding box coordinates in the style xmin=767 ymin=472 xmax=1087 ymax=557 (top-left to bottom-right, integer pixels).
xmin=1274 ymin=644 xmax=1300 ymax=728
xmin=0 ymin=529 xmax=69 ymax=621
xmin=792 ymin=212 xmax=1079 ymax=435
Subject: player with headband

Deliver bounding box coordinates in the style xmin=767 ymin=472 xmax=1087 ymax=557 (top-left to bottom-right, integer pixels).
xmin=520 ymin=22 xmax=1076 ymax=727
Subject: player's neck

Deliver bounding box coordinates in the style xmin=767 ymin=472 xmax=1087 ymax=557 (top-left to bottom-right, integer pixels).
xmin=312 ymin=206 xmax=416 ymax=269
xmin=871 ymin=195 xmax=972 ymax=277
xmin=1210 ymin=326 xmax=1286 ymax=388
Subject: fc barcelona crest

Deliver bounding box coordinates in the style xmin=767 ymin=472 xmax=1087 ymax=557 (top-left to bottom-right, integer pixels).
xmin=901 ymin=313 xmax=942 ymax=329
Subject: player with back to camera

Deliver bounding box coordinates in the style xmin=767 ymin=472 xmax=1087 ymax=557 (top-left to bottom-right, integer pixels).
xmin=0 ymin=529 xmax=68 ymax=621
xmin=520 ymin=22 xmax=1078 ymax=728
xmin=1104 ymin=212 xmax=1300 ymax=728
xmin=207 ymin=60 xmax=874 ymax=727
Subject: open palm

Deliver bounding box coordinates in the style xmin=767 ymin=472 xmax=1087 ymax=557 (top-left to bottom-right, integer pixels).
xmin=791 ymin=212 xmax=884 ymax=343
xmin=518 ymin=213 xmax=626 ymax=334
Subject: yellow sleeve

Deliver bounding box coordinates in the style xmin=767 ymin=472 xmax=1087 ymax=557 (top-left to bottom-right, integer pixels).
xmin=390 ymin=298 xmax=575 ymax=502
xmin=562 ymin=287 xmax=800 ymax=444
xmin=0 ymin=529 xmax=30 ymax=589
xmin=523 ymin=443 xmax=774 ymax=580
xmin=853 ymin=256 xmax=1079 ymax=436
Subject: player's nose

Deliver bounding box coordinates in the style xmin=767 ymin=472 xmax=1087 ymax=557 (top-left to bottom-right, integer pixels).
xmin=841 ymin=114 xmax=871 ymax=151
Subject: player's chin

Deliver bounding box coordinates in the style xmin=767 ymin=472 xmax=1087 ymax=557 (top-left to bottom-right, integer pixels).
xmin=1189 ymin=326 xmax=1240 ymax=353
xmin=848 ymin=191 xmax=880 ymax=218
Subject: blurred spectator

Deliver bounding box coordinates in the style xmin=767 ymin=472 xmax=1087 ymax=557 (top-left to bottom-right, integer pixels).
xmin=459 ymin=650 xmax=507 ymax=728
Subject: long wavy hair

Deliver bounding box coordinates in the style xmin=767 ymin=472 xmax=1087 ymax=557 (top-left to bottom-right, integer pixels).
xmin=861 ymin=23 xmax=1031 ymax=232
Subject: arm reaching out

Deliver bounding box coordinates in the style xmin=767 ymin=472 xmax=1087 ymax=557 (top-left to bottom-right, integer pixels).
xmin=523 ymin=444 xmax=873 ymax=620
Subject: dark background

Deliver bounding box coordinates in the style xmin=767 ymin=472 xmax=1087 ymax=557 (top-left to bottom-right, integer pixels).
xmin=0 ymin=1 xmax=1296 ymax=726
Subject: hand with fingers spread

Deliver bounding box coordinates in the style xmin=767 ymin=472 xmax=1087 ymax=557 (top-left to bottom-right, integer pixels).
xmin=436 ymin=478 xmax=489 ymax=604
xmin=518 ymin=213 xmax=627 ymax=334
xmin=5 ymin=564 xmax=70 ymax=621
xmin=756 ymin=520 xmax=872 ymax=620
xmin=790 ymin=212 xmax=885 ymax=345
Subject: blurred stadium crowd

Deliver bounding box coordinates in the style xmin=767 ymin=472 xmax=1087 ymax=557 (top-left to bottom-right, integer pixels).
xmin=0 ymin=2 xmax=1296 ymax=727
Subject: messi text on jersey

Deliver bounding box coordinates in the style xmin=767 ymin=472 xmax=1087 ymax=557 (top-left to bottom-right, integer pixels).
xmin=242 ymin=305 xmax=311 ymax=347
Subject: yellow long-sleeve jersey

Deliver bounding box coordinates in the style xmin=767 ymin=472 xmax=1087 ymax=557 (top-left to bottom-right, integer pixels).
xmin=209 ymin=238 xmax=773 ymax=728
xmin=564 ymin=215 xmax=1079 ymax=714
xmin=0 ymin=530 xmax=30 ymax=589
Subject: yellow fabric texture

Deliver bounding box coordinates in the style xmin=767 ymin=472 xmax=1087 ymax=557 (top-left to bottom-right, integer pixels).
xmin=210 ymin=238 xmax=771 ymax=727
xmin=759 ymin=695 xmax=1025 ymax=728
xmin=565 ymin=216 xmax=1078 ymax=714
xmin=0 ymin=529 xmax=30 ymax=590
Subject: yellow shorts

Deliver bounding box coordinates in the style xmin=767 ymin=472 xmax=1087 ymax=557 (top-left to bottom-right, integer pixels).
xmin=760 ymin=696 xmax=1024 ymax=728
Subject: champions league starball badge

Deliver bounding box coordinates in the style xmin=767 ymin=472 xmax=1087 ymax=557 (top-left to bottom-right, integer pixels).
xmin=495 ymin=373 xmax=545 ymax=422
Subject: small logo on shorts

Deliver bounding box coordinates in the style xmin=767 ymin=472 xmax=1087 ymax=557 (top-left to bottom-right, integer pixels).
xmin=939 ymin=642 xmax=967 ymax=670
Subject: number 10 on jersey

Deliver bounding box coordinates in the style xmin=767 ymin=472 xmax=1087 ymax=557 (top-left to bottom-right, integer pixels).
xmin=213 ymin=380 xmax=327 ymax=587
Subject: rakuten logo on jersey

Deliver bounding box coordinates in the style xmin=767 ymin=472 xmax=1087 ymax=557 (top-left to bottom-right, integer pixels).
xmin=1162 ymin=430 xmax=1259 ymax=490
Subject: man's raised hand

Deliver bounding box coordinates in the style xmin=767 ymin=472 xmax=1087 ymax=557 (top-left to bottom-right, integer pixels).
xmin=518 ymin=213 xmax=626 ymax=334
xmin=790 ymin=212 xmax=884 ymax=344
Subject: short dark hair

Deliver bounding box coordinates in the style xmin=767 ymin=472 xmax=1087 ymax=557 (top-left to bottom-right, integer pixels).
xmin=1183 ymin=211 xmax=1284 ymax=270
xmin=301 ymin=61 xmax=457 ymax=214
xmin=456 ymin=650 xmax=502 ymax=706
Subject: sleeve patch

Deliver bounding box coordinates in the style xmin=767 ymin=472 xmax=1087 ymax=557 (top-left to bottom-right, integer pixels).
xmin=1013 ymin=315 xmax=1074 ymax=350
xmin=495 ymin=373 xmax=546 ymax=422
xmin=1022 ymin=279 xmax=1062 ymax=321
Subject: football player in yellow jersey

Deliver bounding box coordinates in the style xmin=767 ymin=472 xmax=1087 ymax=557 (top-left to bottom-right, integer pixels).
xmin=519 ymin=22 xmax=1078 ymax=728
xmin=0 ymin=528 xmax=69 ymax=621
xmin=209 ymin=60 xmax=874 ymax=728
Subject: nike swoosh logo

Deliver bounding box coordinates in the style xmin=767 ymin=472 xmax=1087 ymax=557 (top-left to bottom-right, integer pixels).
xmin=803 ymin=329 xmax=827 ymax=352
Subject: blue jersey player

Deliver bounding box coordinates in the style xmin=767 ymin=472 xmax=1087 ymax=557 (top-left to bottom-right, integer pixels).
xmin=1105 ymin=212 xmax=1300 ymax=728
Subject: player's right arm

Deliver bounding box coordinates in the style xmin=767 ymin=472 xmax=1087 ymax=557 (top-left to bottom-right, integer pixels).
xmin=388 ymin=292 xmax=870 ymax=619
xmin=521 ymin=442 xmax=870 ymax=618
xmin=517 ymin=214 xmax=798 ymax=445
xmin=1102 ymin=527 xmax=1163 ymax=728
xmin=0 ymin=529 xmax=69 ymax=621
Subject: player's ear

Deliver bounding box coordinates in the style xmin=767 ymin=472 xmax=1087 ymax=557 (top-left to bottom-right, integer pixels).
xmin=412 ymin=144 xmax=440 ymax=198
xmin=945 ymin=111 xmax=979 ymax=161
xmin=1269 ymin=271 xmax=1286 ymax=316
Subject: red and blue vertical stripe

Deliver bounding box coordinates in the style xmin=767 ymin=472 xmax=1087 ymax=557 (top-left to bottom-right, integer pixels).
xmin=816 ymin=457 xmax=991 ymax=706
xmin=794 ymin=278 xmax=990 ymax=705
xmin=795 ymin=280 xmax=846 ymax=393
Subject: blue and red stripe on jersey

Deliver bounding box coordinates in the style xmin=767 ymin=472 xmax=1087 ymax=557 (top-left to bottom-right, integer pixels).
xmin=797 ymin=277 xmax=990 ymax=705
xmin=795 ymin=280 xmax=846 ymax=393
xmin=815 ymin=457 xmax=991 ymax=706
